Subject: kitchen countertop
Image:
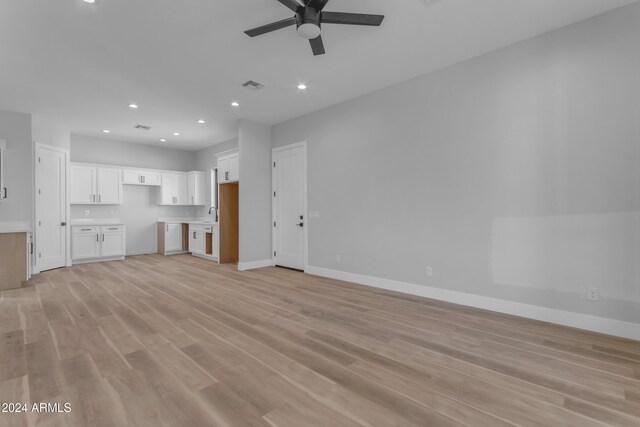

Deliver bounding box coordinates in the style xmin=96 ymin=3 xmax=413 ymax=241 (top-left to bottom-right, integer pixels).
xmin=157 ymin=217 xmax=217 ymax=225
xmin=71 ymin=219 xmax=125 ymax=226
xmin=0 ymin=221 xmax=32 ymax=233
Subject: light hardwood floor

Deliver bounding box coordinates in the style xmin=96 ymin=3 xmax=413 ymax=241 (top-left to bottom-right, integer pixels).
xmin=1 ymin=254 xmax=640 ymax=426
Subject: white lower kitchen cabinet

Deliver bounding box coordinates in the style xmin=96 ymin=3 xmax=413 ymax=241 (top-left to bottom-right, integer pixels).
xmin=72 ymin=225 xmax=125 ymax=264
xmin=189 ymin=224 xmax=205 ymax=255
xmin=157 ymin=222 xmax=186 ymax=255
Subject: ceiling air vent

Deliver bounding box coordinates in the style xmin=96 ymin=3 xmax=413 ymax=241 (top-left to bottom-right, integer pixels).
xmin=417 ymin=0 xmax=445 ymax=7
xmin=134 ymin=124 xmax=151 ymax=131
xmin=241 ymin=80 xmax=265 ymax=91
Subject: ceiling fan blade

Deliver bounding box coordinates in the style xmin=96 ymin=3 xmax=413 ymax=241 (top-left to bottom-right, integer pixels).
xmin=277 ymin=0 xmax=301 ymax=12
xmin=305 ymin=0 xmax=330 ymax=11
xmin=245 ymin=17 xmax=297 ymax=37
xmin=309 ymin=36 xmax=325 ymax=56
xmin=321 ymin=12 xmax=384 ymax=26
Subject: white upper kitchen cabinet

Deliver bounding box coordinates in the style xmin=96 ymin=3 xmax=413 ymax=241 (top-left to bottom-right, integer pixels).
xmin=70 ymin=164 xmax=122 ymax=205
xmin=217 ymin=151 xmax=239 ymax=183
xmin=159 ymin=172 xmax=188 ymax=205
xmin=97 ymin=167 xmax=123 ymax=204
xmin=70 ymin=164 xmax=97 ymax=204
xmin=228 ymin=153 xmax=239 ymax=182
xmin=123 ymin=168 xmax=161 ymax=186
xmin=187 ymin=171 xmax=206 ymax=206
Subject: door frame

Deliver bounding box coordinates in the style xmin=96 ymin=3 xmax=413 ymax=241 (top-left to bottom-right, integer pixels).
xmin=34 ymin=142 xmax=71 ymax=274
xmin=271 ymin=141 xmax=308 ymax=272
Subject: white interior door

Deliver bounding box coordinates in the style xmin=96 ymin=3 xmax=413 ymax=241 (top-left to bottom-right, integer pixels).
xmin=36 ymin=146 xmax=67 ymax=271
xmin=273 ymin=143 xmax=306 ymax=270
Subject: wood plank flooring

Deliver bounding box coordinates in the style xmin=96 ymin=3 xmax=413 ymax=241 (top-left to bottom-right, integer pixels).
xmin=1 ymin=254 xmax=640 ymax=426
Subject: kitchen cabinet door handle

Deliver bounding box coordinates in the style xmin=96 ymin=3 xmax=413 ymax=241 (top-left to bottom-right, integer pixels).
xmin=2 ymin=188 xmax=7 ymax=199
xmin=92 ymin=194 xmax=96 ymax=202
xmin=166 ymin=225 xmax=169 ymax=232
xmin=225 ymin=171 xmax=229 ymax=181
xmin=96 ymin=234 xmax=99 ymax=242
xmin=142 ymin=175 xmax=145 ymax=184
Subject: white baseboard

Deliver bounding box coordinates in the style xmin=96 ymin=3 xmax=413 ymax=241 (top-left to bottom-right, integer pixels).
xmin=238 ymin=259 xmax=273 ymax=271
xmin=306 ymin=265 xmax=640 ymax=341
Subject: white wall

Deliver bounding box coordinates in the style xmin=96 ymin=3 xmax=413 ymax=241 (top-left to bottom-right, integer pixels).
xmin=194 ymin=138 xmax=239 ymax=218
xmin=32 ymin=115 xmax=70 ymax=150
xmin=70 ymin=135 xmax=199 ymax=255
xmin=238 ymin=120 xmax=272 ymax=265
xmin=272 ymin=4 xmax=640 ymax=324
xmin=0 ymin=109 xmax=32 ymax=224
xmin=71 ymin=134 xmax=195 ymax=171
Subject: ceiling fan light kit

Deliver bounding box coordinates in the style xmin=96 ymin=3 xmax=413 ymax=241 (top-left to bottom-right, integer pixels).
xmin=244 ymin=0 xmax=384 ymax=56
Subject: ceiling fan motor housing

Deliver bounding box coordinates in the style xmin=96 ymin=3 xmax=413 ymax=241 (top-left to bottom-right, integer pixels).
xmin=296 ymin=7 xmax=321 ymax=39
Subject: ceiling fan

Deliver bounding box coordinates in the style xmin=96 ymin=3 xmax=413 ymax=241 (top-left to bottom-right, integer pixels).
xmin=244 ymin=0 xmax=385 ymax=56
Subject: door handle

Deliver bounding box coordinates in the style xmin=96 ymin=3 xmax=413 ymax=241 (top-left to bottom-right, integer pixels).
xmin=2 ymin=188 xmax=6 ymax=199
xmin=225 ymin=171 xmax=229 ymax=180
xmin=296 ymin=223 xmax=304 ymax=227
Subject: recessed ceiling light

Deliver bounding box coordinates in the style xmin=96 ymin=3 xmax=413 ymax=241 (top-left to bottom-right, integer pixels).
xmin=102 ymin=129 xmax=110 ymax=133
xmin=160 ymin=139 xmax=166 ymax=142
xmin=197 ymin=119 xmax=205 ymax=124
xmin=128 ymin=103 xmax=139 ymax=109
xmin=173 ymin=132 xmax=180 ymax=136
xmin=83 ymin=0 xmax=96 ymax=3
xmin=231 ymin=101 xmax=240 ymax=107
xmin=297 ymin=83 xmax=307 ymax=90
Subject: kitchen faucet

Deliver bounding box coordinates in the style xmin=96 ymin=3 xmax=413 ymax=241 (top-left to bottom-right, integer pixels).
xmin=208 ymin=206 xmax=218 ymax=221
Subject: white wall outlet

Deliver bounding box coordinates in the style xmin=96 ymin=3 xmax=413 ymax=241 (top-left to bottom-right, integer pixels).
xmin=309 ymin=211 xmax=320 ymax=219
xmin=335 ymin=254 xmax=341 ymax=263
xmin=426 ymin=266 xmax=433 ymax=277
xmin=84 ymin=210 xmax=90 ymax=216
xmin=586 ymin=287 xmax=598 ymax=301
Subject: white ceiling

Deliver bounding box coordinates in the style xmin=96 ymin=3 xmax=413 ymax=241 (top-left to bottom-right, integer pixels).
xmin=0 ymin=0 xmax=636 ymax=150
